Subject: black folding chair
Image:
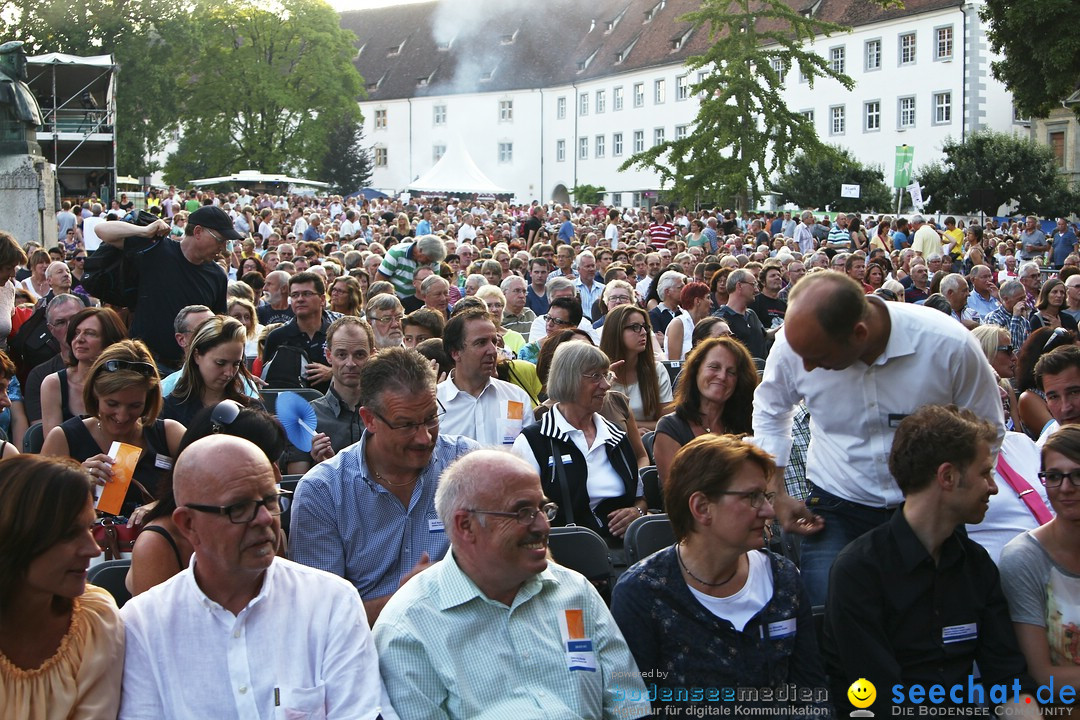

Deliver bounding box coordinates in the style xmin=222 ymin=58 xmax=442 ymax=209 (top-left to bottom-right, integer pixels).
xmin=548 ymin=526 xmax=615 ymax=602
xmin=23 ymin=421 xmax=44 ymax=454
xmin=260 ymin=387 xmax=323 ymax=415
xmin=624 ymin=514 xmax=675 ymax=566
xmin=87 ymin=559 xmax=132 ymax=608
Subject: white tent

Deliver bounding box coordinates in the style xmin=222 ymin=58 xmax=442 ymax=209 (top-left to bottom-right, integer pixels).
xmin=189 ymin=170 xmax=328 ymax=189
xmin=407 ymin=140 xmax=510 ymax=196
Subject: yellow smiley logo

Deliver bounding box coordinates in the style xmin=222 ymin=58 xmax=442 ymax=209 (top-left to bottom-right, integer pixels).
xmin=847 ymin=678 xmax=876 ymax=709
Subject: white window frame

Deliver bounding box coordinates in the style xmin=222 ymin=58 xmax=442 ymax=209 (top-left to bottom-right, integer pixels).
xmin=498 ymin=142 xmax=513 ymax=163
xmin=433 ymin=105 xmax=446 ymax=126
xmin=676 ymin=74 xmax=689 ymax=100
xmin=556 ymin=97 xmax=566 ymax=120
xmin=595 ymin=134 xmax=605 ymax=158
xmin=830 ymin=105 xmax=845 ymax=136
xmin=499 ymin=99 xmax=513 ymax=121
xmin=374 ymin=109 xmax=387 ymax=130
xmin=934 ymin=25 xmax=953 ymax=61
xmin=829 ymin=46 xmax=845 ymax=74
xmin=374 ymin=146 xmax=387 ymax=167
xmin=613 ymin=86 xmax=624 ymax=111
xmin=634 ymin=82 xmax=644 ymax=107
xmin=864 ymin=100 xmax=881 ymax=132
xmin=579 ymin=93 xmax=589 ymax=116
xmin=898 ymin=96 xmax=916 ymax=129
xmin=613 ymin=132 xmax=623 ymax=157
xmin=579 ymin=136 xmax=588 ymax=160
xmin=654 ymin=78 xmax=666 ymax=104
xmin=899 ymin=32 xmax=916 ymax=65
xmin=556 ymin=139 xmax=566 ymax=162
xmin=595 ymin=89 xmax=606 ymax=113
xmin=633 ymin=130 xmax=644 ymax=153
xmin=933 ymin=91 xmax=952 ymax=125
xmin=864 ymin=38 xmax=882 ymax=71
xmin=800 ymin=109 xmax=815 ymax=124
xmin=433 ymin=144 xmax=446 ymax=163
xmin=653 ymin=127 xmax=665 ymax=146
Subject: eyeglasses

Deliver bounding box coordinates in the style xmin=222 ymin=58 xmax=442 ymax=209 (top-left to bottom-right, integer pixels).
xmin=624 ymin=323 xmax=648 ymax=334
xmin=201 ymin=226 xmax=227 ymax=245
xmin=1038 ymin=471 xmax=1080 ymax=489
xmin=371 ymin=400 xmax=445 ymax=432
xmin=290 ymin=291 xmax=321 ymax=300
xmin=370 ymin=313 xmax=404 ymax=325
xmin=714 ymin=489 xmax=776 ymax=509
xmin=545 ymin=316 xmax=573 ymax=327
xmin=47 ymin=317 xmax=71 ymax=329
xmin=102 ymin=360 xmax=156 ymax=377
xmin=71 ymin=256 xmax=86 ymax=262
xmin=469 ymin=502 xmax=558 ymax=525
xmin=185 ymin=491 xmax=291 ymax=524
xmin=606 ymin=294 xmax=632 ymax=304
xmin=995 ymin=345 xmax=1016 ymax=355
xmin=582 ymin=370 xmax=616 ymax=384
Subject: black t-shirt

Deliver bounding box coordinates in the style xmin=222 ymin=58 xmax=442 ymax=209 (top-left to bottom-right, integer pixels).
xmin=525 ymin=217 xmax=543 ymax=243
xmin=261 ymin=316 xmax=331 ymax=394
xmin=257 ymin=302 xmax=295 ymax=326
xmin=129 ymin=238 xmax=227 ymax=369
xmin=749 ymin=294 xmax=787 ymax=330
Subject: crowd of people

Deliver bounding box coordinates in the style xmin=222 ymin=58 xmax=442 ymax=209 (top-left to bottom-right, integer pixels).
xmin=1 ymin=187 xmax=1079 ymax=718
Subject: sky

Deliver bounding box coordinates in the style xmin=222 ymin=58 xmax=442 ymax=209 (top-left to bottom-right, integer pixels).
xmin=329 ymin=0 xmax=429 ymax=10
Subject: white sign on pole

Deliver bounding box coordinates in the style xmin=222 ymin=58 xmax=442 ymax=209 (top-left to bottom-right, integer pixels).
xmin=840 ymin=184 xmax=861 ymax=198
xmin=907 ymin=181 xmax=925 ymax=212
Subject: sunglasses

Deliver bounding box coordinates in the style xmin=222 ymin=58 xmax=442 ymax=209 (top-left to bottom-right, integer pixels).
xmin=102 ymin=360 xmax=156 ymax=377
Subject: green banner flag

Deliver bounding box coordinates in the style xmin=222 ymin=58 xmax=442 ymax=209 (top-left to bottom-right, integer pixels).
xmin=894 ymin=145 xmax=914 ymax=188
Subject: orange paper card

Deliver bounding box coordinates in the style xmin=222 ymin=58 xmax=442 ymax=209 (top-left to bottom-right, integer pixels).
xmin=96 ymin=442 xmax=141 ymax=515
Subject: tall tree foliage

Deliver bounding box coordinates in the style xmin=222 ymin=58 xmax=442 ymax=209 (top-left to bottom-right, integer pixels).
xmin=174 ymin=0 xmax=363 ymax=179
xmin=982 ymin=0 xmax=1080 ymax=121
xmin=317 ymin=116 xmax=372 ymax=195
xmin=773 ymin=145 xmax=893 ymax=212
xmin=913 ymin=130 xmax=1078 ymax=217
xmin=0 ymin=0 xmax=185 ymax=176
xmin=618 ymin=0 xmax=854 ymax=209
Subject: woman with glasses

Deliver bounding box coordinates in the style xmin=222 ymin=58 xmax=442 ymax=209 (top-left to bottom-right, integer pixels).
xmin=162 ymin=316 xmax=261 ymax=426
xmin=518 ymin=296 xmax=582 ymax=365
xmin=0 ymin=455 xmax=125 ymax=720
xmin=601 ymin=304 xmax=672 ymax=432
xmin=42 ymin=340 xmax=185 ymax=517
xmin=1000 ymin=425 xmax=1080 ymax=691
xmin=1030 ymin=279 xmax=1079 ymax=333
xmin=512 ymin=342 xmax=646 ymax=543
xmin=972 ymin=325 xmax=1019 ymax=430
xmin=664 ymin=282 xmax=712 ymax=362
xmin=126 ymin=401 xmax=288 ymax=596
xmin=40 ymin=307 xmax=127 ymax=436
xmin=611 ymin=434 xmax=828 ymax=715
xmin=653 ymin=337 xmax=757 ymax=490
xmin=328 ymin=275 xmax=364 ymax=317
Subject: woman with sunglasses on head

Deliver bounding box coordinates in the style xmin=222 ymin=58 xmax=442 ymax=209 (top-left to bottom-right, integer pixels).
xmin=611 ymin=434 xmax=827 ymax=716
xmin=40 ymin=307 xmax=128 ymax=437
xmin=161 ymin=316 xmax=262 ymax=426
xmin=126 ymin=400 xmax=289 ymax=596
xmin=42 ymin=340 xmax=185 ymax=517
xmin=601 ymin=304 xmax=673 ymax=433
xmin=518 ymin=296 xmax=582 ymax=365
xmin=1030 ymin=278 xmax=1079 ymax=333
xmin=1000 ymin=425 xmax=1080 ymax=694
xmin=1015 ymin=327 xmax=1076 ymax=440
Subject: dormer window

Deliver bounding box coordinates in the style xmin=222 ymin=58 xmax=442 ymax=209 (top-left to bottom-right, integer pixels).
xmin=577 ymin=48 xmax=599 ymax=73
xmin=387 ymin=40 xmax=405 ymax=57
xmin=500 ymin=29 xmax=519 ymax=45
xmin=644 ymin=0 xmax=665 ymax=23
xmin=615 ymin=35 xmax=639 ymax=64
xmin=671 ymin=27 xmax=692 ymax=51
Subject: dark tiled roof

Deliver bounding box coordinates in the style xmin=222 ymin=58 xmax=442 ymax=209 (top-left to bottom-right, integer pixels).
xmin=341 ymin=0 xmax=963 ymax=102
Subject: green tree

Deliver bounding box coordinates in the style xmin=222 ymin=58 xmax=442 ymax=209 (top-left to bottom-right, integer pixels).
xmin=912 ymin=130 xmax=1078 ymax=217
xmin=0 ymin=0 xmax=185 ymax=176
xmin=317 ymin=116 xmax=372 ymax=195
xmin=773 ymin=144 xmax=893 ymax=212
xmin=570 ymin=184 xmax=606 ymax=205
xmin=173 ymin=0 xmax=363 ymax=178
xmin=982 ymin=0 xmax=1080 ymax=121
xmin=618 ymin=0 xmax=855 ymax=209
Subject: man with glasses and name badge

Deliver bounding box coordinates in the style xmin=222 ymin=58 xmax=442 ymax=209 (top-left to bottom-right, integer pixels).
xmin=94 ymin=205 xmax=234 ymax=372
xmin=290 ymin=348 xmax=479 ymax=624
xmin=261 ymin=271 xmax=334 ymax=393
xmin=714 ymin=268 xmax=769 ymax=359
xmin=120 ymin=435 xmax=397 ymax=720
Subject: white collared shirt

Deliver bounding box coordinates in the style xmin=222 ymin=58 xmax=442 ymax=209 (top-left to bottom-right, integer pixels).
xmin=436 ymin=374 xmax=535 ymax=446
xmin=752 ymin=299 xmax=1004 ymax=507
xmin=119 ymin=557 xmax=396 ymax=720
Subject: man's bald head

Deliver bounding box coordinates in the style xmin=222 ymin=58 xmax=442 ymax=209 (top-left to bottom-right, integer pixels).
xmin=435 ymin=450 xmax=539 ymax=531
xmin=787 ymin=272 xmax=870 ymax=342
xmin=173 ymin=435 xmax=274 ymax=507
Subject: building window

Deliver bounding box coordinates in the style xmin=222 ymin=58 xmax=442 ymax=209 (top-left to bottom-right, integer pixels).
xmin=556 ymin=97 xmax=566 ymax=120
xmin=498 ymin=142 xmax=513 ymax=163
xmin=499 ymin=100 xmax=513 ymax=121
xmin=800 ymin=109 xmax=815 ymax=123
xmin=865 ymin=39 xmax=881 ymax=71
xmin=697 ymin=71 xmax=708 ymax=98
xmin=579 ymin=137 xmax=588 ymax=160
xmin=596 ymin=90 xmax=606 ymax=113
xmin=596 ymin=135 xmax=605 ymax=158
xmin=830 ymin=106 xmax=845 ymax=136
xmin=633 ymin=130 xmax=644 ymax=153
xmin=935 ymin=26 xmax=953 ymax=60
xmin=612 ymin=192 xmax=622 ymax=207
xmin=899 ymin=33 xmax=916 ymax=65
xmin=769 ymin=57 xmax=783 ymax=77
xmin=634 ymin=82 xmax=644 ymax=107
xmin=653 ymin=127 xmax=665 ymax=146
xmin=433 ymin=105 xmax=446 ymax=126
xmin=676 ymin=74 xmax=689 ymax=100
xmin=1049 ymin=130 xmax=1066 ymax=167
xmin=433 ymin=144 xmax=446 ymax=162
xmin=613 ymin=86 xmax=624 ymax=111
xmin=578 ymin=94 xmax=588 ymax=116
xmin=864 ymin=101 xmax=880 ymax=132
xmin=556 ymin=139 xmax=566 ymax=162
xmin=675 ymin=124 xmax=688 ymax=140
xmin=613 ymin=132 xmax=623 ymax=156
xmin=829 ymin=46 xmax=845 ymax=73
xmin=374 ymin=147 xmax=387 ymax=167
xmin=632 ymin=192 xmax=642 ymax=207
xmin=654 ymin=78 xmax=666 ymax=104
xmin=374 ymin=109 xmax=387 ymax=129
xmin=898 ymin=96 xmax=916 ymax=128
xmin=934 ymin=92 xmax=952 ymax=124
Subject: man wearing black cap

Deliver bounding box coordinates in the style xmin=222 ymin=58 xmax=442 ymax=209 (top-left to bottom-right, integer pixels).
xmin=94 ymin=205 xmax=237 ymax=371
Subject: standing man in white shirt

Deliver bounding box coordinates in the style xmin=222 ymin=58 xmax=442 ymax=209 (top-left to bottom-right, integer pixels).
xmin=437 ymin=309 xmax=535 ymax=446
xmin=752 ymin=272 xmax=1004 ymax=606
xmin=604 ymin=208 xmax=621 ymax=250
xmin=573 ymin=251 xmax=605 ymax=321
xmin=119 ymin=435 xmax=395 ymax=720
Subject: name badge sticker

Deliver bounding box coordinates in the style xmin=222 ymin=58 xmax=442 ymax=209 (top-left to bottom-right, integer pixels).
xmin=942 ymin=623 xmax=978 ymax=644
xmin=560 ymin=609 xmax=597 ymax=672
xmin=766 ymin=618 xmax=797 ymax=639
xmin=503 ymin=401 xmax=525 ymax=444
xmin=548 ymin=454 xmax=573 ymax=467
xmin=154 ymin=454 xmax=174 ymax=471
xmin=428 ymin=518 xmax=445 ymax=533
xmin=888 ymin=413 xmax=910 ymax=429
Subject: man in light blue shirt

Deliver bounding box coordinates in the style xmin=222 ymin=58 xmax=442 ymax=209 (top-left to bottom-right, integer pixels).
xmin=374 ymin=450 xmax=650 ymax=720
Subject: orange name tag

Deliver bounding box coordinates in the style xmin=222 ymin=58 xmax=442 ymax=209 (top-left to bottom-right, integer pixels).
xmin=96 ymin=442 xmax=141 ymax=516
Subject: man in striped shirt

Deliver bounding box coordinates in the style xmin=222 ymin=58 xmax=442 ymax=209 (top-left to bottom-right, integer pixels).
xmin=648 ymin=206 xmax=676 ymax=250
xmin=376 ymin=234 xmax=447 ymax=300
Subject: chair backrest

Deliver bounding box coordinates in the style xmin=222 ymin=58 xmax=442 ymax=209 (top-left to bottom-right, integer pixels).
xmin=641 ymin=431 xmax=656 ymax=465
xmin=639 ymin=466 xmax=663 ymax=511
xmin=23 ymin=421 xmax=44 ymax=454
xmin=87 ymin=558 xmax=133 ymax=608
xmin=660 ymin=360 xmax=682 ymax=387
xmin=260 ymin=387 xmax=323 ymax=415
xmin=624 ymin=514 xmax=676 ymax=566
xmin=278 ymin=474 xmax=303 ymax=538
xmin=547 ymin=526 xmax=613 ymax=583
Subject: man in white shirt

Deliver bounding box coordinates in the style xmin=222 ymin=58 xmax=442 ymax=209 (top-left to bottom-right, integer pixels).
xmin=527 ymin=277 xmax=597 ymax=343
xmin=120 ymin=435 xmax=395 ymax=720
xmin=456 ymin=213 xmax=477 ymax=242
xmin=437 ymin=309 xmax=534 ymax=446
xmin=82 ymin=203 xmax=104 ymax=251
xmin=752 ymin=272 xmax=1004 ymax=606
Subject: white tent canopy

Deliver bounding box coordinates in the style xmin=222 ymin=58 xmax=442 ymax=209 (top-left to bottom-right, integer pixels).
xmin=407 ymin=140 xmax=510 ymax=196
xmin=189 ymin=170 xmax=328 ymax=188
